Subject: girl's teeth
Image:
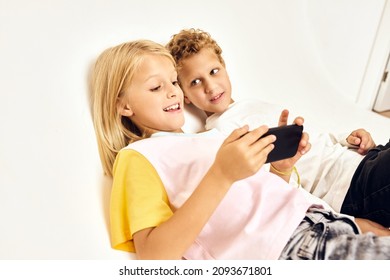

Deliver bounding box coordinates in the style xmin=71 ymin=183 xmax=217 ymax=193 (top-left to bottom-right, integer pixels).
xmin=164 ymin=104 xmax=179 ymax=111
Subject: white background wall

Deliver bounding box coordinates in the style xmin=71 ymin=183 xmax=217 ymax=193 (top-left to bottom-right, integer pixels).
xmin=1 ymin=0 xmax=389 ymax=259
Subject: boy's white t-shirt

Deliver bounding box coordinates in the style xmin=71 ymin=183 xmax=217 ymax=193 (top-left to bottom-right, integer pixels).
xmin=205 ymin=99 xmax=364 ymax=212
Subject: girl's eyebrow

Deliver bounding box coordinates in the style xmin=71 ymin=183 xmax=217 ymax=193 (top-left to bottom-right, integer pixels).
xmin=144 ymin=70 xmax=177 ymax=83
xmin=143 ymin=74 xmax=159 ymax=83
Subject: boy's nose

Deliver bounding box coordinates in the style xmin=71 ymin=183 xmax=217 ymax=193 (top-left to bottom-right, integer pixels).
xmin=204 ymin=80 xmax=215 ymax=94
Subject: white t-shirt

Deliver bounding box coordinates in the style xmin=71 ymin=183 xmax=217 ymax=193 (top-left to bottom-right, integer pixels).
xmin=206 ymin=99 xmax=364 ymax=212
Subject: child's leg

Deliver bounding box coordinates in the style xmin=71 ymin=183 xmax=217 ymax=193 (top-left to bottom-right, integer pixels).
xmin=279 ymin=208 xmax=390 ymax=260
xmin=341 ymin=140 xmax=390 ymax=227
xmin=355 ymin=218 xmax=390 ymax=236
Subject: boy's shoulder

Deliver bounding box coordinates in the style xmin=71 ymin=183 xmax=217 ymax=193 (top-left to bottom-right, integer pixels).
xmin=206 ymin=98 xmax=283 ymax=132
xmin=228 ymin=98 xmax=282 ymax=114
xmin=233 ymin=98 xmax=280 ymax=106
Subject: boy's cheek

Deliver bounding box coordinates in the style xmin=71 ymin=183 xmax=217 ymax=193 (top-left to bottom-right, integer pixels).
xmin=184 ymin=96 xmax=192 ymax=104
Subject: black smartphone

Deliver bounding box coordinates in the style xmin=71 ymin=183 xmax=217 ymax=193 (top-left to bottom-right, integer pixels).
xmin=260 ymin=124 xmax=303 ymax=163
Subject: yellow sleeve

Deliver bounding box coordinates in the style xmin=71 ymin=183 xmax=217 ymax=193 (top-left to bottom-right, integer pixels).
xmin=110 ymin=149 xmax=173 ymax=252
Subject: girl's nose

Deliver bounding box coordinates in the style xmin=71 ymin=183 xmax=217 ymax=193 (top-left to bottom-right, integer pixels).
xmin=168 ymin=91 xmax=176 ymax=98
xmin=167 ymin=83 xmax=180 ymax=98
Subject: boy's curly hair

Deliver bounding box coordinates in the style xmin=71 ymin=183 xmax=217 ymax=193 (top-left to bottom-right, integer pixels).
xmin=166 ymin=28 xmax=225 ymax=69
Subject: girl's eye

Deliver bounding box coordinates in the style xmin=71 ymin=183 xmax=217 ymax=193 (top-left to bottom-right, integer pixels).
xmin=191 ymin=79 xmax=200 ymax=86
xmin=210 ymin=68 xmax=219 ymax=75
xmin=172 ymin=80 xmax=179 ymax=86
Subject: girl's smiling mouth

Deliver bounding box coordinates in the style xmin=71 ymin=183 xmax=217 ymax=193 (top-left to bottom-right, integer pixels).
xmin=163 ymin=103 xmax=181 ymax=112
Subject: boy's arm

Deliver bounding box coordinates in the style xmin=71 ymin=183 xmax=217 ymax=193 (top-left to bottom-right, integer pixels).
xmin=335 ymin=129 xmax=376 ymax=155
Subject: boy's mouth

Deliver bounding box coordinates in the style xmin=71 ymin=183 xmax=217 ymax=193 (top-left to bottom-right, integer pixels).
xmin=163 ymin=103 xmax=181 ymax=112
xmin=210 ymin=92 xmax=224 ymax=102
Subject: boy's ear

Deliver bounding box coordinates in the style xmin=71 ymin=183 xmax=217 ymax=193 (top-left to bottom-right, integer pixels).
xmin=184 ymin=95 xmax=192 ymax=105
xmin=117 ymin=98 xmax=134 ymax=117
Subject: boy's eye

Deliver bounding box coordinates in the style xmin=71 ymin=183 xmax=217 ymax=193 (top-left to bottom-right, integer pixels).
xmin=210 ymin=68 xmax=219 ymax=75
xmin=172 ymin=80 xmax=179 ymax=86
xmin=191 ymin=79 xmax=201 ymax=86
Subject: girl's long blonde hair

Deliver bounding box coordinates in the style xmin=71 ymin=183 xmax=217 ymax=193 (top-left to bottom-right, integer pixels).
xmin=90 ymin=40 xmax=176 ymax=177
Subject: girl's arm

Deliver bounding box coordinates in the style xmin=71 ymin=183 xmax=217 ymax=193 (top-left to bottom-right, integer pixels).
xmin=133 ymin=125 xmax=276 ymax=259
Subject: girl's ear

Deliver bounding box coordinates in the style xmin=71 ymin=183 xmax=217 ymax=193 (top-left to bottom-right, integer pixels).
xmin=117 ymin=98 xmax=134 ymax=117
xmin=184 ymin=95 xmax=192 ymax=105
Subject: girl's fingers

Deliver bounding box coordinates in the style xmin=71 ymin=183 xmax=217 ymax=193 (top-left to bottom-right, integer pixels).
xmin=242 ymin=126 xmax=276 ymax=147
xmin=224 ymin=125 xmax=250 ymax=143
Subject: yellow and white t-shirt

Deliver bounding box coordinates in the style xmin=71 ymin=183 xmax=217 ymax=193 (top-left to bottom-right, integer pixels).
xmin=110 ymin=130 xmax=314 ymax=259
